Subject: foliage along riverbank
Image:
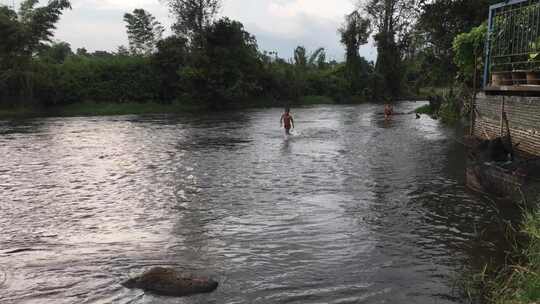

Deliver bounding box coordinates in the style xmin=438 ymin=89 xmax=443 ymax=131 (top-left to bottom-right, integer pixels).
xmin=0 ymin=1 xmax=380 ymax=113
xmin=0 ymin=95 xmax=342 ymax=119
xmin=1 ymin=0 xmax=499 ymax=118
xmin=424 ymin=20 xmax=539 ymax=302
xmin=413 ymin=86 xmax=471 ymax=124
xmin=468 ymin=207 xmax=540 ymax=304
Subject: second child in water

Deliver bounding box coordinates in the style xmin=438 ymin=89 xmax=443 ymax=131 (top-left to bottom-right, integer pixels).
xmin=384 ymin=104 xmax=394 ymax=120
xmin=280 ymin=108 xmax=295 ymax=135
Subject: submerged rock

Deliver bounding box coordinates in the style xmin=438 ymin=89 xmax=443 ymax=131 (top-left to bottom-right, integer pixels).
xmin=122 ymin=267 xmax=218 ymax=297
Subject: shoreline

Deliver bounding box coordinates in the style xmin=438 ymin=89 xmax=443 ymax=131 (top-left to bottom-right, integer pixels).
xmin=475 ymin=208 xmax=540 ymax=304
xmin=0 ymin=95 xmax=435 ymax=120
xmin=0 ymin=96 xmax=320 ymax=119
xmin=0 ymin=95 xmax=369 ymax=119
xmin=0 ymin=89 xmax=441 ymax=120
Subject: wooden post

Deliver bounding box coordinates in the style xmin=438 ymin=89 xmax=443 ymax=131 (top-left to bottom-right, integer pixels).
xmin=470 ymin=53 xmax=478 ymax=136
xmin=500 ymin=96 xmax=505 ymax=137
xmin=503 ymin=111 xmax=514 ymax=160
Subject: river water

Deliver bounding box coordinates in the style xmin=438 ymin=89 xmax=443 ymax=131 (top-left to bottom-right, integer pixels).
xmin=0 ymin=102 xmax=515 ymax=303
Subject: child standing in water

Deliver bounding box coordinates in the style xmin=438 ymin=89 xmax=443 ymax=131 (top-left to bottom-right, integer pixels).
xmin=384 ymin=104 xmax=394 ymax=120
xmin=280 ymin=107 xmax=295 ymax=135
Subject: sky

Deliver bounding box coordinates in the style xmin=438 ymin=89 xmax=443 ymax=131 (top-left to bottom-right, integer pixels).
xmin=7 ymin=0 xmax=377 ymax=61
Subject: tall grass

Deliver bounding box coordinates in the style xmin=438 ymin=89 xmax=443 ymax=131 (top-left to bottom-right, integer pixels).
xmin=504 ymin=210 xmax=540 ymax=303
xmin=413 ymin=85 xmax=471 ymax=123
xmin=465 ymin=208 xmax=540 ymax=304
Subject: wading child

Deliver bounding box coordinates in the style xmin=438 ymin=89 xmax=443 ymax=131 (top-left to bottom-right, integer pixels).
xmin=384 ymin=104 xmax=394 ymax=120
xmin=280 ymin=108 xmax=295 ymax=135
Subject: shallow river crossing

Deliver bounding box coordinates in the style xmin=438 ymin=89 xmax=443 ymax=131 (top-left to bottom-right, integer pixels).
xmin=0 ymin=103 xmax=512 ymax=303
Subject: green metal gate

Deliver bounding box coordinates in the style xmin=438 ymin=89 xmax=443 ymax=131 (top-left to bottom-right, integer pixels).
xmin=484 ymin=0 xmax=540 ymax=87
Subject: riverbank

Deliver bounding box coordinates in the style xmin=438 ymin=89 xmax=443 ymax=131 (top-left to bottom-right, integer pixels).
xmin=0 ymin=95 xmax=342 ymax=119
xmin=413 ymin=86 xmax=466 ymax=123
xmin=491 ymin=209 xmax=540 ymax=304
xmin=470 ymin=207 xmax=540 ymax=304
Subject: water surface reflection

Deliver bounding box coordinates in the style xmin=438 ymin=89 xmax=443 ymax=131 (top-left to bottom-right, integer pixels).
xmin=0 ymin=103 xmax=511 ymax=303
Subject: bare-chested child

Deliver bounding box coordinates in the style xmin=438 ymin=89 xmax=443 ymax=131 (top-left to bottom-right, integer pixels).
xmin=280 ymin=108 xmax=295 ymax=135
xmin=384 ymin=104 xmax=394 ymax=120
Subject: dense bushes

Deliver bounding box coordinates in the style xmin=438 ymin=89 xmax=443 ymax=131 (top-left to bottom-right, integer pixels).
xmin=463 ymin=208 xmax=540 ymax=304
xmin=453 ymin=23 xmax=487 ymax=85
xmin=1 ymin=28 xmax=377 ymax=109
xmin=0 ymin=1 xmax=384 ymax=110
xmin=177 ymin=18 xmax=264 ymax=108
xmin=415 ymin=85 xmax=471 ymax=123
xmin=0 ymin=2 xmax=380 ymax=111
xmin=3 ymin=30 xmax=377 ymax=109
xmin=32 ymin=56 xmax=160 ymax=105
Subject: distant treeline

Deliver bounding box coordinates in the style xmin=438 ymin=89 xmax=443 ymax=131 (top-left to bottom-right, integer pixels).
xmin=0 ymin=0 xmax=499 ymax=110
xmin=1 ymin=38 xmax=378 ymax=109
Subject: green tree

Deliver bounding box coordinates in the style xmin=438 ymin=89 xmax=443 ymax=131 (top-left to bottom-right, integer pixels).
xmin=117 ymin=45 xmax=130 ymax=56
xmin=452 ymin=23 xmax=487 ymax=85
xmin=339 ymin=10 xmax=371 ymax=95
xmin=178 ymin=17 xmax=262 ymax=107
xmin=363 ymin=0 xmax=416 ymax=99
xmin=39 ymin=41 xmax=73 ymax=63
xmin=16 ymin=0 xmax=72 ymax=55
xmin=416 ymin=0 xmax=499 ymax=85
xmin=0 ymin=0 xmax=71 ymax=105
xmin=91 ymin=50 xmax=114 ymax=58
xmin=0 ymin=6 xmax=21 ymax=104
xmin=152 ymin=36 xmax=189 ymax=102
xmin=123 ymin=9 xmax=164 ymax=55
xmin=0 ymin=6 xmax=20 ymax=56
xmin=290 ymin=46 xmax=309 ymax=97
xmin=76 ymin=47 xmax=88 ymax=56
xmin=294 ymin=46 xmax=307 ymax=67
xmin=56 ymin=55 xmax=160 ymax=104
xmin=308 ymin=47 xmax=326 ymax=68
xmin=165 ymin=0 xmax=220 ymax=41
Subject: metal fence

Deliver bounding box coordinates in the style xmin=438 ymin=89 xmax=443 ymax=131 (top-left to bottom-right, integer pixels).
xmin=484 ymin=0 xmax=540 ymax=87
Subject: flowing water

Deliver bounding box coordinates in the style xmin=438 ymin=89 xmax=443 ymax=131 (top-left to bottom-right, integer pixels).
xmin=0 ymin=103 xmax=516 ymax=304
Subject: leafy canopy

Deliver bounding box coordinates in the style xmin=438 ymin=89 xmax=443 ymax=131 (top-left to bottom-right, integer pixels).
xmin=452 ymin=23 xmax=487 ymax=82
xmin=123 ymin=9 xmax=164 ymax=56
xmin=164 ymin=0 xmax=220 ymax=41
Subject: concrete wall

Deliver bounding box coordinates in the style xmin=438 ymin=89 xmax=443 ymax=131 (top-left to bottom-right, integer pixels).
xmin=474 ymin=93 xmax=540 ymax=157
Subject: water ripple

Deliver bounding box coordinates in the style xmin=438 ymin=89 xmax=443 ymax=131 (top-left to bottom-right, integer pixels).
xmin=0 ymin=104 xmax=513 ymax=303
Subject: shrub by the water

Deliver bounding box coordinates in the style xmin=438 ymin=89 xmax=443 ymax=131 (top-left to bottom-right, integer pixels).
xmin=461 ymin=207 xmax=540 ymax=304
xmin=46 ymin=56 xmax=160 ymax=105
xmin=414 ymin=104 xmax=434 ymax=115
xmin=414 ymin=86 xmax=468 ymax=123
xmin=500 ymin=210 xmax=540 ymax=304
xmin=453 ymin=23 xmax=487 ymax=85
xmin=439 ymin=94 xmax=462 ymax=123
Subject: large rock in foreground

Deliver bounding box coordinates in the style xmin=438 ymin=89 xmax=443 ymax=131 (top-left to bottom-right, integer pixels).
xmin=122 ymin=267 xmax=219 ymax=297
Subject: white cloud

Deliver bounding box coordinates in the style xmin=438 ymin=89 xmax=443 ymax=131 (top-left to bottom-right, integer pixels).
xmin=71 ymin=0 xmax=165 ymax=10
xmin=46 ymin=0 xmax=376 ymax=61
xmin=268 ymin=0 xmax=353 ymax=19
